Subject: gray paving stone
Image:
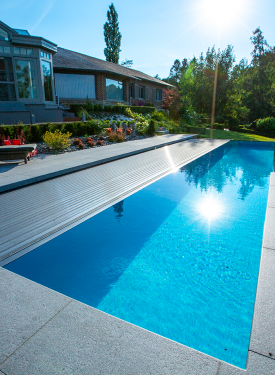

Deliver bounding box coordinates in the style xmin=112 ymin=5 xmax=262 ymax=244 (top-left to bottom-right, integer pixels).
xmin=218 ymin=351 xmax=275 ymax=374
xmin=0 ymin=300 xmax=219 ymax=375
xmin=249 ymin=248 xmax=275 ymax=359
xmin=262 ymin=207 xmax=275 ymax=250
xmin=267 ymin=185 xmax=275 ymax=208
xmin=0 ymin=268 xmax=71 ymax=364
xmin=270 ymin=173 xmax=275 ymax=186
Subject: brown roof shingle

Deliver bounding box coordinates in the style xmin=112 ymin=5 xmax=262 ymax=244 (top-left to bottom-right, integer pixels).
xmin=53 ymin=47 xmax=173 ymax=87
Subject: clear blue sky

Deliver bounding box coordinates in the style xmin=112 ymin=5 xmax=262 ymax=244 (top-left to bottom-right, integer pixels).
xmin=2 ymin=0 xmax=275 ymax=78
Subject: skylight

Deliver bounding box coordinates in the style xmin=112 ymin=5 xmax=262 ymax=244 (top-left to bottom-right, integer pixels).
xmin=14 ymin=29 xmax=30 ymax=36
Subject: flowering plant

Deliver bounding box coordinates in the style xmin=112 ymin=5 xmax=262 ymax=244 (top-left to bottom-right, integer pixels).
xmin=105 ymin=128 xmax=112 ymax=134
xmin=126 ymin=128 xmax=131 ymax=135
xmin=73 ymin=138 xmax=81 ymax=145
xmin=79 ymin=142 xmax=85 ymax=149
xmin=87 ymin=140 xmax=95 ymax=147
xmin=117 ymin=128 xmax=123 ymax=134
xmin=96 ymin=140 xmax=104 ymax=146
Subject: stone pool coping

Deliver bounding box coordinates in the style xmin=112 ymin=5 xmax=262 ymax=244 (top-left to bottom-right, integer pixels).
xmin=0 ymin=134 xmax=195 ymax=193
xmin=0 ymin=173 xmax=274 ymax=374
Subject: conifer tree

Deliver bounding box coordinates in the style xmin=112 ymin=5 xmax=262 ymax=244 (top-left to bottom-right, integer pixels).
xmin=104 ymin=3 xmax=122 ymax=64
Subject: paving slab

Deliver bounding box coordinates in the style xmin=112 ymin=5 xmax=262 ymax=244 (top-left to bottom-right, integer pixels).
xmin=249 ymin=247 xmax=275 ymax=359
xmin=270 ymin=172 xmax=275 ymax=186
xmin=0 ymin=298 xmax=220 ymax=375
xmin=262 ymin=207 xmax=275 ymax=250
xmin=0 ymin=134 xmax=195 ymax=193
xmin=267 ymin=185 xmax=275 ymax=207
xmin=218 ymin=351 xmax=275 ymax=374
xmin=0 ymin=268 xmax=71 ymax=364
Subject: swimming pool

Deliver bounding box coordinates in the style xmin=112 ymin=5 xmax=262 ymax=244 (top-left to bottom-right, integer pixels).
xmin=5 ymin=141 xmax=274 ymax=368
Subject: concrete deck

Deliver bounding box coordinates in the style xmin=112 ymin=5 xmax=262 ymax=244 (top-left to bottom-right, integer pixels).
xmin=0 ymin=134 xmax=195 ymax=193
xmin=0 ymin=147 xmax=274 ymax=374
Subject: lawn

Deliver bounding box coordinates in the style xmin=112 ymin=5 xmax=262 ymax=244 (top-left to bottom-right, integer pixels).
xmin=204 ymin=129 xmax=275 ymax=142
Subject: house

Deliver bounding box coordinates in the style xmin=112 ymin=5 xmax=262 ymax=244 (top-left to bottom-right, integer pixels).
xmin=53 ymin=48 xmax=173 ymax=109
xmin=0 ymin=21 xmax=172 ymax=125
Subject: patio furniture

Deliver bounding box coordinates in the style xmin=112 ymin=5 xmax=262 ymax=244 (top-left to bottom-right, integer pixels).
xmin=0 ymin=143 xmax=37 ymax=164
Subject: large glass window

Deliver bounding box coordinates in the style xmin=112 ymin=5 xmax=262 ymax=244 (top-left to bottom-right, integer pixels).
xmin=16 ymin=60 xmax=37 ymax=99
xmin=42 ymin=60 xmax=53 ymax=101
xmin=0 ymin=28 xmax=9 ymax=41
xmin=0 ymin=57 xmax=16 ymax=101
xmin=106 ymin=78 xmax=123 ymax=101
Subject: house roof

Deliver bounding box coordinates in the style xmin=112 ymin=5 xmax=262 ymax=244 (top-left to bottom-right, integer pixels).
xmin=53 ymin=47 xmax=173 ymax=87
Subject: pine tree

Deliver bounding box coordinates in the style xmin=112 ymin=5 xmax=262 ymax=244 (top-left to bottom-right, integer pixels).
xmin=104 ymin=4 xmax=122 ymax=64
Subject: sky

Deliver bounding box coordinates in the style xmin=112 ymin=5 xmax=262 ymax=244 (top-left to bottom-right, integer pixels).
xmin=1 ymin=0 xmax=275 ymax=78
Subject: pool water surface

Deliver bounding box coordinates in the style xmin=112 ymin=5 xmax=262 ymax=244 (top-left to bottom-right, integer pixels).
xmin=5 ymin=141 xmax=275 ymax=368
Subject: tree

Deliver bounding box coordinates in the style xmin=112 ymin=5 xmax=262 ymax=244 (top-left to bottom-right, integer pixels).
xmin=120 ymin=59 xmax=133 ymax=68
xmin=104 ymin=3 xmax=122 ymax=64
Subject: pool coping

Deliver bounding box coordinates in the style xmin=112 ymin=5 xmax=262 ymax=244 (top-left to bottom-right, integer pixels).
xmin=0 ymin=164 xmax=274 ymax=374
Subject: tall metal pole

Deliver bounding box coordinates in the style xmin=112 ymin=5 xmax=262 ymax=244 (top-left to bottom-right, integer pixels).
xmin=210 ymin=59 xmax=219 ymax=139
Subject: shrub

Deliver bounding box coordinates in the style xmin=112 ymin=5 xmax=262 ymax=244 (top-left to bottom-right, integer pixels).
xmin=126 ymin=128 xmax=131 ymax=135
xmin=73 ymin=138 xmax=81 ymax=145
xmin=86 ymin=137 xmax=93 ymax=142
xmin=105 ymin=128 xmax=112 ymax=134
xmin=144 ymin=102 xmax=154 ymax=107
xmin=87 ymin=140 xmax=95 ymax=147
xmin=151 ymin=111 xmax=167 ymax=122
xmin=228 ymin=118 xmax=240 ymax=131
xmin=116 ymin=120 xmax=121 ymax=128
xmin=117 ymin=128 xmax=123 ymax=134
xmin=78 ymin=142 xmax=85 ymax=149
xmin=256 ymin=117 xmax=275 ymax=136
xmin=116 ymin=133 xmax=124 ymax=142
xmin=96 ymin=140 xmax=104 ymax=146
xmin=183 ymin=126 xmax=206 ymax=135
xmin=147 ymin=120 xmax=156 ymax=136
xmin=43 ymin=130 xmax=72 ymax=151
xmin=130 ymin=106 xmax=155 ymax=114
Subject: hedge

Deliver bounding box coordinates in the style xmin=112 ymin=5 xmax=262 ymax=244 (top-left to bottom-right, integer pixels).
xmin=0 ymin=120 xmax=106 ymax=143
xmin=256 ymin=117 xmax=275 ymax=136
xmin=130 ymin=106 xmax=155 ymax=114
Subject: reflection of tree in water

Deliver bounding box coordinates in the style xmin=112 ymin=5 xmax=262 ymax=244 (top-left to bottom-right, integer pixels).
xmin=180 ymin=143 xmax=273 ymax=200
xmin=113 ymin=200 xmax=124 ymax=219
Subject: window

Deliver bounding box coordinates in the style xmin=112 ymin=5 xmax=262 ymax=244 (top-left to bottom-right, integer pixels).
xmin=106 ymin=78 xmax=123 ymax=101
xmin=42 ymin=60 xmax=53 ymax=101
xmin=41 ymin=51 xmax=51 ymax=59
xmin=156 ymin=89 xmax=162 ymax=101
xmin=41 ymin=51 xmax=44 ymax=57
xmin=0 ymin=57 xmax=16 ymax=101
xmin=130 ymin=84 xmax=133 ymax=98
xmin=16 ymin=60 xmax=37 ymax=99
xmin=3 ymin=47 xmax=11 ymax=54
xmin=0 ymin=28 xmax=8 ymax=41
xmin=139 ymin=86 xmax=145 ymax=99
xmin=0 ymin=46 xmax=3 ymax=53
xmin=14 ymin=47 xmax=33 ymax=55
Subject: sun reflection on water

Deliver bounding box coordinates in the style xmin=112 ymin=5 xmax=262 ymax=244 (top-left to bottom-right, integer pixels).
xmin=198 ymin=196 xmax=224 ymax=221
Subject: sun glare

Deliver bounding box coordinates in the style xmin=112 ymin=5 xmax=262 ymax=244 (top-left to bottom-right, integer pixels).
xmin=196 ymin=0 xmax=248 ymax=32
xmin=198 ymin=196 xmax=224 ymax=221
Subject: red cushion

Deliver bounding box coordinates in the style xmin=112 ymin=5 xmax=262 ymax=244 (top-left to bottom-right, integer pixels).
xmin=3 ymin=140 xmax=11 ymax=145
xmin=10 ymin=139 xmax=21 ymax=145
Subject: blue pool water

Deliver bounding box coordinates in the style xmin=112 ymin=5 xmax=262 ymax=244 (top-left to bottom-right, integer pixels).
xmin=5 ymin=141 xmax=274 ymax=368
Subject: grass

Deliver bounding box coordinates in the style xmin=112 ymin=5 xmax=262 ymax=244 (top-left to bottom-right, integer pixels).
xmin=204 ymin=129 xmax=275 ymax=142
